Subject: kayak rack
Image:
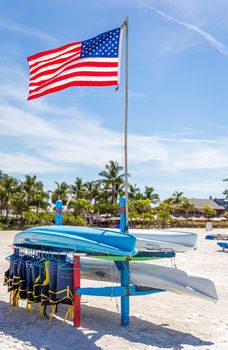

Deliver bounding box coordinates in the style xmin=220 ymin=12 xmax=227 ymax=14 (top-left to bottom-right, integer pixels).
xmin=8 ymin=198 xmax=171 ymax=328
xmin=59 ymin=198 xmax=167 ymax=327
xmin=11 ymin=243 xmax=168 ymax=327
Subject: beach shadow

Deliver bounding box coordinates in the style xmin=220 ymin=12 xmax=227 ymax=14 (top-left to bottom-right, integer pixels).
xmin=80 ymin=304 xmax=213 ymax=350
xmin=0 ymin=300 xmax=101 ymax=350
xmin=0 ymin=300 xmax=214 ymax=350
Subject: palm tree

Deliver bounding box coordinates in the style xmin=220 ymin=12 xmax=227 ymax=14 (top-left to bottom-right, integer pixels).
xmin=68 ymin=198 xmax=93 ymax=223
xmin=171 ymin=191 xmax=184 ymax=205
xmin=0 ymin=176 xmax=19 ymax=219
xmin=84 ymin=181 xmax=101 ymax=204
xmin=22 ymin=175 xmax=42 ymax=206
xmin=144 ymin=186 xmax=160 ymax=204
xmin=22 ymin=175 xmax=49 ymax=212
xmin=180 ymin=198 xmax=195 ymax=219
xmin=51 ymin=181 xmax=70 ymax=205
xmin=22 ymin=209 xmax=39 ymax=225
xmin=171 ymin=191 xmax=184 ymax=215
xmin=33 ymin=190 xmax=50 ymax=212
xmin=134 ymin=198 xmax=152 ymax=215
xmin=98 ymin=161 xmax=124 ymax=203
xmin=12 ymin=191 xmax=27 ymax=218
xmin=71 ymin=177 xmax=86 ymax=200
xmin=203 ymin=205 xmax=216 ymax=221
xmin=157 ymin=202 xmax=172 ymax=228
xmin=128 ymin=184 xmax=141 ymax=201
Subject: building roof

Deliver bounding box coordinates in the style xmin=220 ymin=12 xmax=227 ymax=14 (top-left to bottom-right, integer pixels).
xmin=189 ymin=198 xmax=225 ymax=210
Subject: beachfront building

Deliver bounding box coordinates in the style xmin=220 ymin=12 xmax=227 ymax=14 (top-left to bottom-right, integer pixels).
xmin=176 ymin=198 xmax=226 ymax=218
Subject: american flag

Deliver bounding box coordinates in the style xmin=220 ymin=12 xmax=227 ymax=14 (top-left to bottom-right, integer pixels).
xmin=27 ymin=27 xmax=121 ymax=100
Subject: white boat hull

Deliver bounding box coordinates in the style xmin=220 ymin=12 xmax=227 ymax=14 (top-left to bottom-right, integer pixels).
xmin=80 ymin=258 xmax=218 ymax=302
xmin=108 ymin=229 xmax=198 ymax=252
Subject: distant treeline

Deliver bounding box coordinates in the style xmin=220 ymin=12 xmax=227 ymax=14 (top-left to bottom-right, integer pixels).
xmin=0 ymin=162 xmax=227 ymax=230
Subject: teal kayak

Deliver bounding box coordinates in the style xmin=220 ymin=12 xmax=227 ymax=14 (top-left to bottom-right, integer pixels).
xmin=13 ymin=225 xmax=137 ymax=257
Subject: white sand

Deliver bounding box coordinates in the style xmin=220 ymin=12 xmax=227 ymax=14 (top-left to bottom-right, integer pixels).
xmin=0 ymin=229 xmax=228 ymax=350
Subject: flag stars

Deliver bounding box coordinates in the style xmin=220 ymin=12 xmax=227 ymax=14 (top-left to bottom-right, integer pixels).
xmin=81 ymin=28 xmax=120 ymax=58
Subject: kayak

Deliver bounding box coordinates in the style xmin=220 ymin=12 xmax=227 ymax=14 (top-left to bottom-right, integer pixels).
xmin=206 ymin=233 xmax=228 ymax=240
xmin=108 ymin=228 xmax=197 ymax=252
xmin=80 ymin=258 xmax=218 ymax=302
xmin=13 ymin=225 xmax=137 ymax=257
xmin=217 ymin=242 xmax=228 ymax=250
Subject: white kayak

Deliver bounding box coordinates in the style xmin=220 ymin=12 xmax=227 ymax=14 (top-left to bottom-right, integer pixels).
xmin=80 ymin=258 xmax=218 ymax=302
xmin=108 ymin=228 xmax=197 ymax=252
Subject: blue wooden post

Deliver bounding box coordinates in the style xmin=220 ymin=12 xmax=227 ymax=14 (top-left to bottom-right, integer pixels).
xmin=120 ymin=196 xmax=127 ymax=233
xmin=120 ymin=261 xmax=130 ymax=326
xmin=55 ymin=199 xmax=63 ymax=225
xmin=119 ymin=196 xmax=130 ymax=326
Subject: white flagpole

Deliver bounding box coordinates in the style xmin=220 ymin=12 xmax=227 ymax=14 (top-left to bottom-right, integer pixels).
xmin=123 ymin=16 xmax=129 ymax=230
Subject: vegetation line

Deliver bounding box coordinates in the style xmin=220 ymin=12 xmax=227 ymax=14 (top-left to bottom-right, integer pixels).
xmin=0 ymin=163 xmax=227 ymax=230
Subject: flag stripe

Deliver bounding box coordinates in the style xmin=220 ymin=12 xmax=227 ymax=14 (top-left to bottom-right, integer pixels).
xmin=27 ymin=28 xmax=121 ymax=100
xmin=28 ymin=42 xmax=81 ymax=65
xmin=29 ymin=72 xmax=118 ymax=93
xmin=30 ymin=53 xmax=81 ymax=78
xmin=30 ymin=64 xmax=119 ymax=86
xmin=30 ymin=60 xmax=118 ymax=82
xmin=28 ymin=80 xmax=118 ymax=100
xmin=29 ymin=49 xmax=81 ymax=74
xmin=30 ymin=56 xmax=118 ymax=76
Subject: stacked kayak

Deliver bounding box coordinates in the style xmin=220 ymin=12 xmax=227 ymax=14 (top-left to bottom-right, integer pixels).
xmin=109 ymin=228 xmax=197 ymax=252
xmin=13 ymin=226 xmax=137 ymax=257
xmin=14 ymin=226 xmax=197 ymax=256
xmin=80 ymin=258 xmax=218 ymax=302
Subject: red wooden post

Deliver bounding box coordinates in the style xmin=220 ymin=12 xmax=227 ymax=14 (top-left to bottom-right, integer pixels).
xmin=73 ymin=254 xmax=81 ymax=327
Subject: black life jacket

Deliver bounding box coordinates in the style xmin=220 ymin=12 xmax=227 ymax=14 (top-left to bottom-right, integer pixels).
xmin=56 ymin=263 xmax=74 ymax=305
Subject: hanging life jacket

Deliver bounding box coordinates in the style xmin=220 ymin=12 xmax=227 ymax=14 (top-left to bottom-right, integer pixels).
xmin=48 ymin=261 xmax=58 ymax=305
xmin=32 ymin=261 xmax=42 ymax=303
xmin=17 ymin=256 xmax=28 ymax=300
xmin=40 ymin=260 xmax=50 ymax=306
xmin=56 ymin=263 xmax=74 ymax=305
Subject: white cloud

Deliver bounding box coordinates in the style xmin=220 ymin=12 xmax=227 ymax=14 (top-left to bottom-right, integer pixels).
xmin=0 ymin=18 xmax=58 ymax=42
xmin=0 ymin=64 xmax=227 ymax=192
xmin=156 ymin=180 xmax=226 ymax=199
xmin=0 ymin=91 xmax=228 ymax=176
xmin=139 ymin=1 xmax=228 ymax=56
xmin=0 ymin=152 xmax=63 ymax=174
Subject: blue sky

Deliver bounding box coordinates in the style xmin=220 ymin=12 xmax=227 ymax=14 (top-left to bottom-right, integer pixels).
xmin=0 ymin=0 xmax=228 ymax=199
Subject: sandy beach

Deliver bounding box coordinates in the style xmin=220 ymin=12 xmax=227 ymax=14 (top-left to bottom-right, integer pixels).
xmin=0 ymin=228 xmax=228 ymax=350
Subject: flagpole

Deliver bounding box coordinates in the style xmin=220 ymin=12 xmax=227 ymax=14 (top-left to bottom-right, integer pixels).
xmin=123 ymin=16 xmax=129 ymax=231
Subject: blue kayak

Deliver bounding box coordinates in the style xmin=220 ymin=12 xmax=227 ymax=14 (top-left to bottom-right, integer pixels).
xmin=217 ymin=242 xmax=228 ymax=250
xmin=205 ymin=235 xmax=216 ymax=240
xmin=13 ymin=225 xmax=137 ymax=256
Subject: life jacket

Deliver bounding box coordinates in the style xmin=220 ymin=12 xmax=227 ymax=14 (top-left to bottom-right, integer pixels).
xmin=40 ymin=260 xmax=50 ymax=306
xmin=8 ymin=257 xmax=19 ymax=292
xmin=4 ymin=254 xmax=23 ymax=307
xmin=17 ymin=257 xmax=28 ymax=300
xmin=26 ymin=261 xmax=35 ymax=302
xmin=32 ymin=261 xmax=42 ymax=303
xmin=48 ymin=261 xmax=58 ymax=305
xmin=56 ymin=263 xmax=74 ymax=305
